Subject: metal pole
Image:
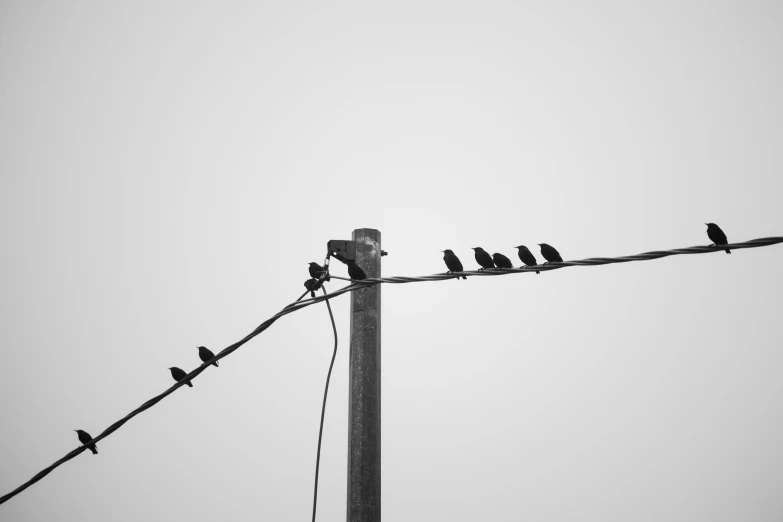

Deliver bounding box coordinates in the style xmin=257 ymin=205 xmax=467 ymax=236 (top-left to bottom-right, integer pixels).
xmin=347 ymin=228 xmax=382 ymax=522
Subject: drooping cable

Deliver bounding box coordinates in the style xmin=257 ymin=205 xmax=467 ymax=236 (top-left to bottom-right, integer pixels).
xmin=311 ymin=283 xmax=338 ymax=522
xmin=1 ymin=234 xmax=782 ymax=506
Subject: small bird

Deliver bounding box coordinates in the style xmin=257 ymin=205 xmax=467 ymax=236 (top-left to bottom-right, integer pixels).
xmin=539 ymin=243 xmax=563 ymax=263
xmin=304 ymin=278 xmax=322 ymax=297
xmin=472 ymin=247 xmax=495 ymax=270
xmin=308 ymin=262 xmax=326 ymax=279
xmin=442 ymin=249 xmax=466 ymax=279
xmin=347 ymin=261 xmax=367 ymax=280
xmin=706 ymin=223 xmax=731 ymax=254
xmin=198 ymin=346 xmax=218 ymax=367
xmin=169 ymin=367 xmax=193 ymax=387
xmin=515 ymin=245 xmax=539 ymax=274
xmin=75 ymin=429 xmax=98 ymax=455
xmin=492 ymin=253 xmax=514 ymax=269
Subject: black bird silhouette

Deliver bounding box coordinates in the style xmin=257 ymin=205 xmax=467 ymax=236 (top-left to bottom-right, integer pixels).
xmin=308 ymin=262 xmax=326 ymax=279
xmin=539 ymin=243 xmax=563 ymax=263
xmin=492 ymin=253 xmax=514 ymax=269
xmin=706 ymin=223 xmax=731 ymax=254
xmin=347 ymin=261 xmax=367 ymax=280
xmin=472 ymin=247 xmax=495 ymax=271
xmin=169 ymin=367 xmax=193 ymax=387
xmin=515 ymin=245 xmax=539 ymax=274
xmin=198 ymin=346 xmax=218 ymax=367
xmin=442 ymin=249 xmax=467 ymax=279
xmin=304 ymin=278 xmax=322 ymax=297
xmin=75 ymin=430 xmax=98 ymax=455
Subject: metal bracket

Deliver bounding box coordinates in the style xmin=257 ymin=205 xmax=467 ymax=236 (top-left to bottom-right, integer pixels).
xmin=327 ymin=239 xmax=356 ymax=264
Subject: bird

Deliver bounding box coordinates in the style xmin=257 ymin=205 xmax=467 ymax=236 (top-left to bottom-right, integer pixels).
xmin=198 ymin=346 xmax=218 ymax=367
xmin=472 ymin=247 xmax=495 ymax=270
xmin=169 ymin=367 xmax=193 ymax=387
xmin=706 ymin=223 xmax=731 ymax=254
xmin=347 ymin=261 xmax=367 ymax=280
xmin=515 ymin=245 xmax=539 ymax=274
xmin=75 ymin=429 xmax=98 ymax=455
xmin=304 ymin=278 xmax=322 ymax=297
xmin=539 ymin=243 xmax=563 ymax=263
xmin=308 ymin=262 xmax=326 ymax=279
xmin=442 ymin=249 xmax=466 ymax=279
xmin=492 ymin=252 xmax=514 ymax=269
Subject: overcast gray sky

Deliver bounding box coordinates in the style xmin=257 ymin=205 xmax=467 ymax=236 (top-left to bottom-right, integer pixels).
xmin=2 ymin=1 xmax=782 ymax=521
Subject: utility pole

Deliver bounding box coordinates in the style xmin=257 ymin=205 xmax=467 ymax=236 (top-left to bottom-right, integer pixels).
xmin=347 ymin=228 xmax=382 ymax=522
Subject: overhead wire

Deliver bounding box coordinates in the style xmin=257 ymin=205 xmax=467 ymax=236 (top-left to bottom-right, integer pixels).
xmin=1 ymin=234 xmax=782 ymax=506
xmin=0 ymin=290 xmax=311 ymax=505
xmin=290 ymin=236 xmax=783 ymax=309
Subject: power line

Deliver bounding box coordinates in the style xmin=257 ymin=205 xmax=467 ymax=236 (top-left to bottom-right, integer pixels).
xmin=294 ymin=236 xmax=783 ymax=304
xmin=0 ymin=290 xmax=313 ymax=505
xmin=1 ymin=234 xmax=781 ymax=506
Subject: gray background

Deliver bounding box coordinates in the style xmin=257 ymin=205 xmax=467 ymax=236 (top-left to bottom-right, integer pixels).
xmin=2 ymin=1 xmax=782 ymax=521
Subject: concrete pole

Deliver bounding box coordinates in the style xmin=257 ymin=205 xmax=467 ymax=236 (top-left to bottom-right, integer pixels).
xmin=347 ymin=228 xmax=382 ymax=522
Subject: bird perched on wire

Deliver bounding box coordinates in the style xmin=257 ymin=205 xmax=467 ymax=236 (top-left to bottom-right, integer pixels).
xmin=442 ymin=249 xmax=466 ymax=279
xmin=304 ymin=278 xmax=322 ymax=297
xmin=492 ymin=252 xmax=514 ymax=269
xmin=75 ymin=429 xmax=98 ymax=455
xmin=515 ymin=245 xmax=539 ymax=274
xmin=169 ymin=367 xmax=193 ymax=387
xmin=706 ymin=223 xmax=731 ymax=254
xmin=472 ymin=247 xmax=495 ymax=271
xmin=539 ymin=243 xmax=563 ymax=263
xmin=346 ymin=261 xmax=367 ymax=280
xmin=308 ymin=262 xmax=327 ymax=279
xmin=198 ymin=346 xmax=218 ymax=367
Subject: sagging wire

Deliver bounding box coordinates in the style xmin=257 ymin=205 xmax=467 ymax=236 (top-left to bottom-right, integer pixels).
xmin=2 ymin=234 xmax=782 ymax=506
xmin=311 ymin=280 xmax=338 ymax=522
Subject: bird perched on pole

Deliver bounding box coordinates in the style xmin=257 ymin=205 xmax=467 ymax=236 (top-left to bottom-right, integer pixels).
xmin=706 ymin=223 xmax=731 ymax=254
xmin=515 ymin=245 xmax=539 ymax=274
xmin=75 ymin=430 xmax=98 ymax=455
xmin=442 ymin=249 xmax=466 ymax=279
xmin=308 ymin=262 xmax=327 ymax=279
xmin=539 ymin=243 xmax=563 ymax=263
xmin=472 ymin=247 xmax=495 ymax=271
xmin=304 ymin=278 xmax=322 ymax=297
xmin=198 ymin=346 xmax=218 ymax=367
xmin=346 ymin=261 xmax=367 ymax=280
xmin=169 ymin=367 xmax=193 ymax=387
xmin=492 ymin=252 xmax=514 ymax=269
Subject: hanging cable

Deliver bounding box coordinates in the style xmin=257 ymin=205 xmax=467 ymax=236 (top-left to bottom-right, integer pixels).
xmin=311 ymin=283 xmax=338 ymax=522
xmin=1 ymin=234 xmax=782 ymax=506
